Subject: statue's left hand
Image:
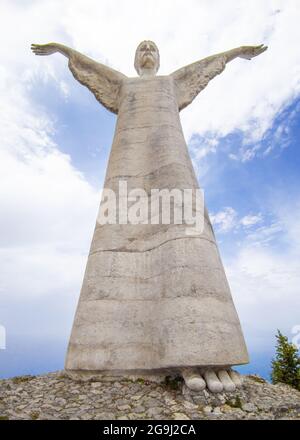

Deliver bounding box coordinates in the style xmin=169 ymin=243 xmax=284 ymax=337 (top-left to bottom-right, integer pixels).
xmin=31 ymin=43 xmax=58 ymax=56
xmin=239 ymin=44 xmax=268 ymax=60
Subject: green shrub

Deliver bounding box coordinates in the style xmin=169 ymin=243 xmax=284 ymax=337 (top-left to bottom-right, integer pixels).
xmin=12 ymin=375 xmax=35 ymax=384
xmin=271 ymin=330 xmax=300 ymax=390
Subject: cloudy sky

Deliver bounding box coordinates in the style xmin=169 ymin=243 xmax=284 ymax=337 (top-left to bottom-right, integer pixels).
xmin=0 ymin=0 xmax=300 ymax=379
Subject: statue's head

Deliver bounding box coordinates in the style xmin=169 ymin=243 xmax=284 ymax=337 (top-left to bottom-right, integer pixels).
xmin=134 ymin=40 xmax=160 ymax=77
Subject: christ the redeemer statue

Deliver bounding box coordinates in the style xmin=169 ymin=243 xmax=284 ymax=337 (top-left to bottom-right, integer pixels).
xmin=31 ymin=40 xmax=267 ymax=393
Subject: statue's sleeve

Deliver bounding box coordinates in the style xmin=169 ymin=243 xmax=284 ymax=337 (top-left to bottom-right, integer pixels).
xmin=171 ymin=54 xmax=227 ymax=111
xmin=68 ymin=51 xmax=127 ymax=114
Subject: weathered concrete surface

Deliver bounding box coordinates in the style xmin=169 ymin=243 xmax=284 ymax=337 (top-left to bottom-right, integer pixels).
xmin=30 ymin=40 xmax=270 ymax=377
xmin=65 ymin=74 xmax=248 ymax=373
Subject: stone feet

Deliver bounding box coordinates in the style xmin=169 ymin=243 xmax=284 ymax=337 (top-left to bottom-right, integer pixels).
xmin=182 ymin=368 xmax=243 ymax=393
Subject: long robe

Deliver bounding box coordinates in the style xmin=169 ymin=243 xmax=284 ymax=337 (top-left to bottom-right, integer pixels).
xmin=65 ymin=51 xmax=249 ymax=374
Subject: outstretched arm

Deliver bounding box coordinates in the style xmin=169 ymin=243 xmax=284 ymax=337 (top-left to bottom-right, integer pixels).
xmin=31 ymin=42 xmax=74 ymax=58
xmin=171 ymin=44 xmax=268 ymax=111
xmin=31 ymin=42 xmax=127 ymax=114
xmin=206 ymin=44 xmax=267 ymax=63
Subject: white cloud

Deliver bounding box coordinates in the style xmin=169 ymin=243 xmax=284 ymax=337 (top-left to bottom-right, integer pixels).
xmin=2 ymin=0 xmax=298 ymax=144
xmin=227 ymin=239 xmax=300 ymax=352
xmin=189 ymin=135 xmax=219 ymax=161
xmin=244 ymin=221 xmax=283 ymax=246
xmin=207 ymin=199 xmax=300 ymax=355
xmin=211 ymin=208 xmax=264 ymax=234
xmin=221 ymin=199 xmax=300 ymax=352
xmin=240 ymin=214 xmax=262 ymax=227
xmin=210 ymin=207 xmax=238 ymax=232
xmin=0 ymin=2 xmax=100 ymax=311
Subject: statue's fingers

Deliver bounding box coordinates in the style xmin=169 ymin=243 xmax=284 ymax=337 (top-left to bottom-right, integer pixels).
xmin=32 ymin=44 xmax=50 ymax=52
xmin=32 ymin=49 xmax=45 ymax=54
xmin=257 ymin=46 xmax=268 ymax=55
xmin=34 ymin=48 xmax=48 ymax=54
xmin=33 ymin=50 xmax=47 ymax=55
xmin=253 ymin=44 xmax=265 ymax=52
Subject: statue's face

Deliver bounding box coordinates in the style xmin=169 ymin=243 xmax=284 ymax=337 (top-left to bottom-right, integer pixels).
xmin=134 ymin=40 xmax=160 ymax=75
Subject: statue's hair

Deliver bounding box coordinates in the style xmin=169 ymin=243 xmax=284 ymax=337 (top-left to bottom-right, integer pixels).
xmin=134 ymin=40 xmax=160 ymax=74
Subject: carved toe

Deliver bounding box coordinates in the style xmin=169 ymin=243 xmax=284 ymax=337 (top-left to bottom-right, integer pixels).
xmin=229 ymin=370 xmax=243 ymax=388
xmin=203 ymin=370 xmax=223 ymax=393
xmin=182 ymin=369 xmax=206 ymax=391
xmin=218 ymin=370 xmax=236 ymax=392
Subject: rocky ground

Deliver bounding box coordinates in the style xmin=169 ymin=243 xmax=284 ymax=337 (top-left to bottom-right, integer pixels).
xmin=0 ymin=371 xmax=299 ymax=420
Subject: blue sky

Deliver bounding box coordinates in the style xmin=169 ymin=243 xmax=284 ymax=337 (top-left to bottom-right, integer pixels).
xmin=0 ymin=0 xmax=300 ymax=380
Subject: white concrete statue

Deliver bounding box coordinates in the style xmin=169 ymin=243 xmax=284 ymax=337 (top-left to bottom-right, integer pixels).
xmin=31 ymin=40 xmax=267 ymax=392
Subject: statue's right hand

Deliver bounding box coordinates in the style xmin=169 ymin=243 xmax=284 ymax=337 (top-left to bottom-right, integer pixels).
xmin=239 ymin=44 xmax=268 ymax=60
xmin=31 ymin=43 xmax=58 ymax=56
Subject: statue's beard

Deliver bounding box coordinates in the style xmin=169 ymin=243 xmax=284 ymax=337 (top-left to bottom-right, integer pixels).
xmin=140 ymin=55 xmax=156 ymax=69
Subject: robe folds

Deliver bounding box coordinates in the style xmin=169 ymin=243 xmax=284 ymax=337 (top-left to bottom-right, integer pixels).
xmin=65 ymin=52 xmax=249 ymax=375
